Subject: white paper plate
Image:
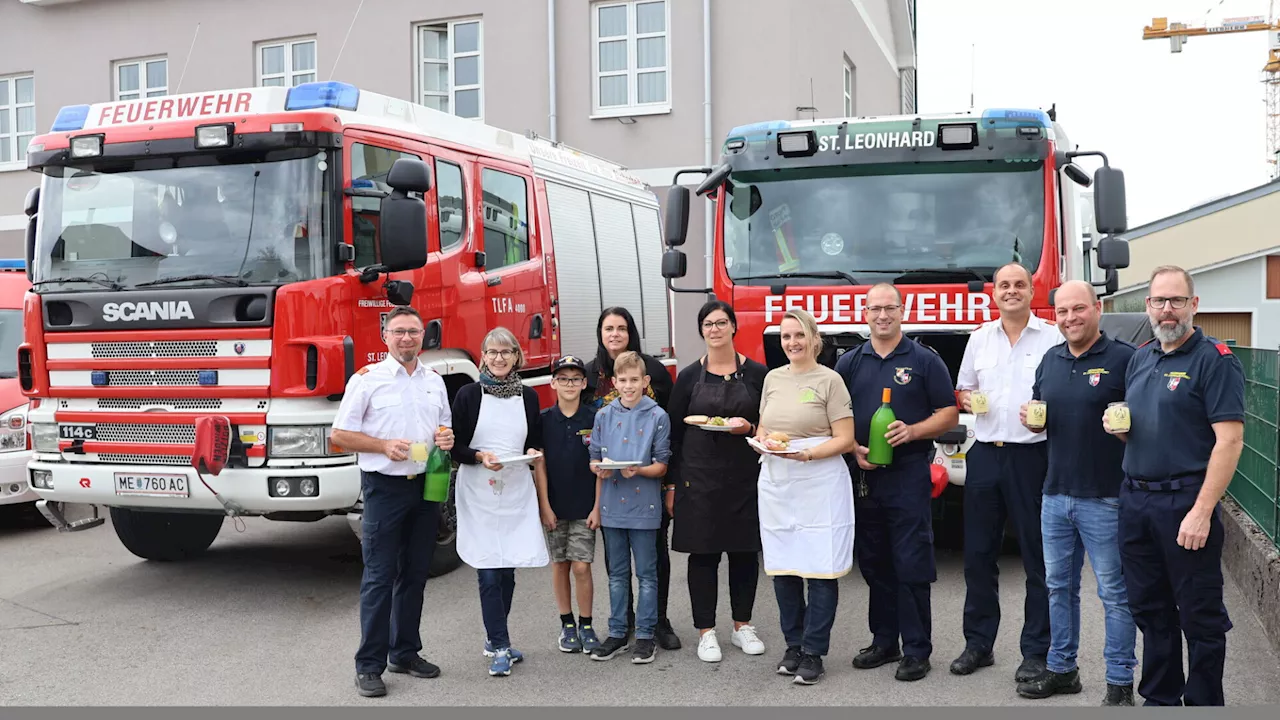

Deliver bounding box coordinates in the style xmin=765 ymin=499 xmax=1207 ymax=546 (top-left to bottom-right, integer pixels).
xmin=595 ymin=460 xmax=644 ymax=470
xmin=695 ymin=424 xmax=737 ymax=433
xmin=493 ymin=453 xmax=538 ymax=465
xmin=747 ymin=437 xmax=797 ymax=455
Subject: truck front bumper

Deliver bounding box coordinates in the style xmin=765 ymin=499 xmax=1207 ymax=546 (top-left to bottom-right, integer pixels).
xmin=0 ymin=449 xmax=37 ymax=506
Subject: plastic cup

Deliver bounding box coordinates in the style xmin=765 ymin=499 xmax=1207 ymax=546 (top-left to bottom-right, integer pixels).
xmin=1106 ymin=402 xmax=1131 ymax=433
xmin=970 ymin=390 xmax=990 ymax=415
xmin=1026 ymin=400 xmax=1046 ymax=429
xmin=410 ymin=442 xmax=429 ymax=463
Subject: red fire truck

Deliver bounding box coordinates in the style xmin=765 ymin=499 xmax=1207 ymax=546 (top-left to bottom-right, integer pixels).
xmin=660 ymin=108 xmax=1142 ymax=541
xmin=18 ymin=82 xmax=675 ymax=572
xmin=0 ymin=259 xmax=35 ymax=512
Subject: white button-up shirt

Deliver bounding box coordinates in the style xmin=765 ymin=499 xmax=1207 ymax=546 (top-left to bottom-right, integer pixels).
xmin=956 ymin=315 xmax=1064 ymax=445
xmin=332 ymin=355 xmax=453 ymax=475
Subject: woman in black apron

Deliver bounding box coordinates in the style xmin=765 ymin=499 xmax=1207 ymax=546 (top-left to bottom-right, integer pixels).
xmin=667 ymin=300 xmax=769 ymax=664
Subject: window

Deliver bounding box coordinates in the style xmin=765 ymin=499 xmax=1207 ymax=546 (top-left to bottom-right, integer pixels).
xmin=258 ymin=38 xmax=317 ymax=87
xmin=1267 ymin=256 xmax=1280 ymax=299
xmin=480 ymin=168 xmax=529 ymax=270
xmin=115 ymin=58 xmax=167 ymax=101
xmin=415 ymin=19 xmax=483 ymax=120
xmin=592 ymin=0 xmax=669 ymax=115
xmin=0 ymin=74 xmax=35 ymax=167
xmin=843 ymin=61 xmax=855 ymax=116
xmin=350 ymin=143 xmax=421 ymax=267
xmin=436 ymin=160 xmax=465 ymax=250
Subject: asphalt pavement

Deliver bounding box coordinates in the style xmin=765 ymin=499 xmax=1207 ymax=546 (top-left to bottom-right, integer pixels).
xmin=1 ymin=506 xmax=1277 ymax=707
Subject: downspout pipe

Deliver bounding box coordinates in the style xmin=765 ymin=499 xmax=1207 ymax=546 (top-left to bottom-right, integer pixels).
xmin=703 ymin=0 xmax=713 ymax=292
xmin=548 ymin=0 xmax=557 ymax=141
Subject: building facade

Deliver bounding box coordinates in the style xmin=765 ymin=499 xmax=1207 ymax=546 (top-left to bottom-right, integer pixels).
xmin=0 ymin=0 xmax=917 ymax=363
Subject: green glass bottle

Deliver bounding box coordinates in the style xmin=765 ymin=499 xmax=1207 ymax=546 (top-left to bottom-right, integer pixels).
xmin=424 ymin=432 xmax=452 ymax=503
xmin=867 ymin=387 xmax=896 ymax=466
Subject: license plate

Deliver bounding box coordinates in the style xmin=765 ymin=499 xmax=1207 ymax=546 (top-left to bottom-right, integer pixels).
xmin=114 ymin=473 xmax=190 ymax=498
xmin=59 ymin=424 xmax=96 ymax=440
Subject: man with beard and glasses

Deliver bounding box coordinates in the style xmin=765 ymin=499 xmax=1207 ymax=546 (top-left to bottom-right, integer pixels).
xmin=1104 ymin=265 xmax=1244 ymax=707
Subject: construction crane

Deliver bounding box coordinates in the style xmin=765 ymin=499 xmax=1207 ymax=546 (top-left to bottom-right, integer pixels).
xmin=1143 ymin=7 xmax=1280 ymax=175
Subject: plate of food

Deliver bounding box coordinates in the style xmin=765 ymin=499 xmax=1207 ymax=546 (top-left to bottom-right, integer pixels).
xmin=684 ymin=414 xmax=737 ymax=432
xmin=747 ymin=432 xmax=798 ymax=455
xmin=594 ymin=458 xmax=645 ymax=470
xmin=493 ymin=453 xmax=539 ymax=466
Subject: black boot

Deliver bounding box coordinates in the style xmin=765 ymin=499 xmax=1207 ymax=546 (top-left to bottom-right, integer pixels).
xmin=655 ymin=617 xmax=682 ymax=650
xmin=1015 ymin=655 xmax=1048 ymax=683
xmin=949 ymin=647 xmax=995 ymax=676
xmin=1102 ymin=683 xmax=1135 ymax=706
xmin=1017 ymin=668 xmax=1083 ymax=699
xmin=852 ymin=644 xmax=902 ymax=670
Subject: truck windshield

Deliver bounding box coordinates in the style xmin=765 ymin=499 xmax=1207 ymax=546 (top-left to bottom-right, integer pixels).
xmin=33 ymin=148 xmax=331 ymax=290
xmin=0 ymin=310 xmax=20 ymax=378
xmin=723 ymin=161 xmax=1046 ymax=286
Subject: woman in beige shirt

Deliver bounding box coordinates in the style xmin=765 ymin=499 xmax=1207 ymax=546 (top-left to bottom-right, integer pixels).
xmin=752 ymin=308 xmax=856 ymax=687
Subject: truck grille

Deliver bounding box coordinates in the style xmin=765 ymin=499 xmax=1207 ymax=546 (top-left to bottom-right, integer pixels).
xmin=98 ymin=453 xmax=192 ymax=466
xmin=91 ymin=423 xmax=195 ymax=445
xmin=93 ymin=398 xmax=227 ymax=410
xmin=91 ymin=341 xmax=218 ymax=359
xmin=105 ymin=370 xmax=201 ymax=386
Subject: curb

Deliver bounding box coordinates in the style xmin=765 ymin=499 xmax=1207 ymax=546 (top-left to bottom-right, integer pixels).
xmin=1220 ymin=496 xmax=1280 ymax=656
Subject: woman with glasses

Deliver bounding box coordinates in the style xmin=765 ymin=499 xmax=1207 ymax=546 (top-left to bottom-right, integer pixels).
xmin=450 ymin=327 xmax=550 ymax=677
xmin=666 ymin=300 xmax=770 ymax=663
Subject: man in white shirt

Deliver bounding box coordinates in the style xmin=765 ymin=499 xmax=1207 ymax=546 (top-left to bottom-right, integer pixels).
xmin=951 ymin=263 xmax=1064 ymax=684
xmin=331 ymin=306 xmax=455 ymax=699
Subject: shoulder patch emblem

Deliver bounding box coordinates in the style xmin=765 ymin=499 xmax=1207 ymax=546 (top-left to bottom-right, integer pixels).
xmin=1215 ymin=342 xmax=1233 ymax=356
xmin=356 ymin=365 xmax=373 ymax=375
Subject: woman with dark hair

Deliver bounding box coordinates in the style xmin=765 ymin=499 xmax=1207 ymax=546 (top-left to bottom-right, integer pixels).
xmin=666 ymin=300 xmax=770 ymax=663
xmin=584 ymin=306 xmax=681 ymax=651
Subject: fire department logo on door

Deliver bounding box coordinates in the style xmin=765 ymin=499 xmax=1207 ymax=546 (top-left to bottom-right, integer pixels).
xmin=894 ymin=367 xmax=912 ymax=385
xmin=233 ymin=342 xmax=246 ymax=355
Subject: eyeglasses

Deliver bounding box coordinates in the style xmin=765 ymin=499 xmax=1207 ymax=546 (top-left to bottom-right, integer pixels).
xmin=865 ymin=305 xmax=902 ymax=316
xmin=484 ymin=349 xmax=516 ymax=359
xmin=387 ymin=328 xmax=423 ymax=337
xmin=701 ymin=319 xmax=732 ymax=331
xmin=1146 ymin=296 xmax=1190 ymax=310
xmin=553 ymin=376 xmax=585 ymax=386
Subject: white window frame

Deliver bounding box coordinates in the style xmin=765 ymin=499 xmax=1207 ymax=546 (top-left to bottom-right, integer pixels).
xmin=413 ymin=18 xmax=484 ymax=121
xmin=114 ymin=57 xmax=168 ymax=101
xmin=256 ymin=37 xmax=317 ymax=88
xmin=843 ymin=61 xmax=855 ymax=117
xmin=0 ymin=74 xmax=35 ymax=173
xmin=590 ymin=0 xmax=671 ymax=118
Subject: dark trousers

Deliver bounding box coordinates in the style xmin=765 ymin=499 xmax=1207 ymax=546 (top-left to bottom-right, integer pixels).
xmin=355 ymin=471 xmax=441 ymax=674
xmin=774 ymin=575 xmax=839 ymax=656
xmin=855 ymin=457 xmax=937 ymax=660
xmin=603 ymin=507 xmax=672 ymax=627
xmin=1119 ymin=479 xmax=1232 ymax=706
xmin=477 ymin=568 xmax=517 ymax=650
xmin=961 ymin=441 xmax=1051 ymax=659
xmin=688 ymin=551 xmax=759 ymax=630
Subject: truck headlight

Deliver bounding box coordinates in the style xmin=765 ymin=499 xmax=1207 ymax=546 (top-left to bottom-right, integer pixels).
xmin=268 ymin=426 xmax=333 ymax=457
xmin=30 ymin=423 xmax=59 ymax=453
xmin=0 ymin=404 xmax=28 ymax=452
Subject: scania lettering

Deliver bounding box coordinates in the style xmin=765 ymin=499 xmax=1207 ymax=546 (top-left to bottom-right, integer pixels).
xmin=19 ymin=82 xmax=675 ymax=568
xmin=661 ymin=107 xmax=1144 ymax=543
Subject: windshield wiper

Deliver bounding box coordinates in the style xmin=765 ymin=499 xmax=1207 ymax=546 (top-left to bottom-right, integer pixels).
xmin=890 ymin=267 xmax=991 ymax=284
xmin=30 ymin=276 xmax=123 ymax=291
xmin=733 ymin=270 xmax=860 ymax=286
xmin=136 ymin=274 xmax=249 ymax=288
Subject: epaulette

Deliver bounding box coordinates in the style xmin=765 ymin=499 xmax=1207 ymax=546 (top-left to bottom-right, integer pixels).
xmin=1214 ymin=342 xmax=1233 ymax=356
xmin=356 ymin=364 xmax=374 ymax=375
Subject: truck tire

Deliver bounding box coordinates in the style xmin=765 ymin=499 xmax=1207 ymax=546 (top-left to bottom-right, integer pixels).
xmin=110 ymin=507 xmax=224 ymax=561
xmin=428 ymin=468 xmax=462 ymax=578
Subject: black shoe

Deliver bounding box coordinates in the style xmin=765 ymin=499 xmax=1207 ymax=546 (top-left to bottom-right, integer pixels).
xmin=852 ymin=643 xmax=903 ymax=669
xmin=895 ymin=656 xmax=931 ymax=682
xmin=590 ymin=635 xmax=630 ymax=661
xmin=387 ymin=656 xmax=441 ymax=679
xmin=777 ymin=645 xmax=803 ymax=676
xmin=632 ymin=638 xmax=657 ymax=664
xmin=656 ymin=618 xmax=682 ymax=650
xmin=1016 ymin=668 xmax=1082 ymax=699
xmin=792 ymin=653 xmax=825 ymax=685
xmin=1102 ymin=683 xmax=1135 ymax=706
xmin=355 ymin=672 xmax=386 ymax=698
xmin=1015 ymin=655 xmax=1048 ymax=683
xmin=949 ymin=647 xmax=995 ymax=676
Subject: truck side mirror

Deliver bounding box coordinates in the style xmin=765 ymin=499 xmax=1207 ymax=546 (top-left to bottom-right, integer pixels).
xmin=664 ymin=186 xmax=690 ymax=247
xmin=377 ymin=159 xmax=431 ymax=273
xmin=23 ymin=187 xmax=38 ymax=282
xmin=1096 ymin=236 xmax=1130 ymax=270
xmin=661 ymin=248 xmax=687 ymax=279
xmin=1093 ymin=167 xmax=1128 ymax=235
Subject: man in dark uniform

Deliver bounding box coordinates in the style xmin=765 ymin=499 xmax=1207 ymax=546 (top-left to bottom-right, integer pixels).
xmin=1106 ymin=265 xmax=1244 ymax=707
xmin=837 ymin=282 xmax=960 ymax=682
xmin=1014 ymin=280 xmax=1138 ymax=705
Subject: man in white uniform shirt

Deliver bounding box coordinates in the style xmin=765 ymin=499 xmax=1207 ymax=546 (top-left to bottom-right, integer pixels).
xmin=331 ymin=306 xmax=455 ymax=699
xmin=951 ymin=263 xmax=1064 ymax=685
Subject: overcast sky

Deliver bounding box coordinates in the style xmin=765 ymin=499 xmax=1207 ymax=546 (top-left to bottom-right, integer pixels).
xmin=915 ymin=0 xmax=1275 ymax=227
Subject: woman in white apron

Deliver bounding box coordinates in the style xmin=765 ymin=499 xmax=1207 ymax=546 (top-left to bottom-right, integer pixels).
xmin=752 ymin=308 xmax=856 ymax=687
xmin=449 ymin=327 xmax=550 ymax=677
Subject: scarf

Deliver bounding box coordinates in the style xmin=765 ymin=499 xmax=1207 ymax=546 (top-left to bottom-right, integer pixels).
xmin=479 ymin=368 xmax=524 ymax=399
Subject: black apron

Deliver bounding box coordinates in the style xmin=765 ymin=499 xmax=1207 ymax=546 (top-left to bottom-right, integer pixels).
xmin=671 ymin=354 xmax=762 ymax=554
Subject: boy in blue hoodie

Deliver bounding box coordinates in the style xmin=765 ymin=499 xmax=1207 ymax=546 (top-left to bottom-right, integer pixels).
xmin=587 ymin=351 xmax=671 ymax=664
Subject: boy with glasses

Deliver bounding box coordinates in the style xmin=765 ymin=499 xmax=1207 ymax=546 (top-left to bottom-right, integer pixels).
xmin=538 ymin=356 xmax=604 ymax=654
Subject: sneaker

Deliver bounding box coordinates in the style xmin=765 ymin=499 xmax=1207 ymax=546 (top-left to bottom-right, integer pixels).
xmin=793 ymin=653 xmax=825 ymax=685
xmin=632 ymin=638 xmax=657 ymax=664
xmin=488 ymin=648 xmax=513 ymax=677
xmin=579 ymin=624 xmax=603 ymax=654
xmin=590 ymin=635 xmax=630 ymax=661
xmin=355 ymin=672 xmax=386 ymax=698
xmin=484 ymin=640 xmax=523 ymax=664
xmin=777 ymin=645 xmax=803 ymax=676
xmin=731 ymin=624 xmax=765 ymax=655
xmin=697 ymin=630 xmax=723 ymax=663
xmin=558 ymin=623 xmax=582 ymax=653
xmin=387 ymin=655 xmax=441 ymax=679
xmin=1102 ymin=683 xmax=1135 ymax=706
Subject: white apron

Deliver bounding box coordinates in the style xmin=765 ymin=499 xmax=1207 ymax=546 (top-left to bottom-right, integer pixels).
xmin=756 ymin=436 xmax=854 ymax=579
xmin=455 ymin=394 xmax=550 ymax=569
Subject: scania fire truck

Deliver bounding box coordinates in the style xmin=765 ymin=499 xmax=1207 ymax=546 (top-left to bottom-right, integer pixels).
xmin=19 ymin=82 xmax=675 ymax=571
xmin=661 ymin=107 xmax=1141 ymax=541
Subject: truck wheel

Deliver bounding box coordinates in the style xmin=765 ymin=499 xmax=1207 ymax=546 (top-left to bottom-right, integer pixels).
xmin=428 ymin=468 xmax=462 ymax=578
xmin=110 ymin=507 xmax=224 ymax=561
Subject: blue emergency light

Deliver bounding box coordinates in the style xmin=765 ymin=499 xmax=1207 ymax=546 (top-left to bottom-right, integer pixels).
xmin=198 ymin=370 xmax=219 ymax=386
xmin=285 ymin=81 xmax=360 ymax=112
xmin=91 ymin=371 xmax=109 ymax=386
xmin=51 ymin=104 xmax=91 ymax=133
xmin=981 ymin=108 xmax=1052 ymax=129
xmin=0 ymin=259 xmax=25 ymax=270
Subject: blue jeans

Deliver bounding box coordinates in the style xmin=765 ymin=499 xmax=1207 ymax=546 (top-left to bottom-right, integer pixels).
xmin=602 ymin=527 xmax=658 ymax=640
xmin=1042 ymin=494 xmax=1137 ymax=686
xmin=477 ymin=568 xmax=516 ymax=650
xmin=773 ymin=576 xmax=839 ymax=657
